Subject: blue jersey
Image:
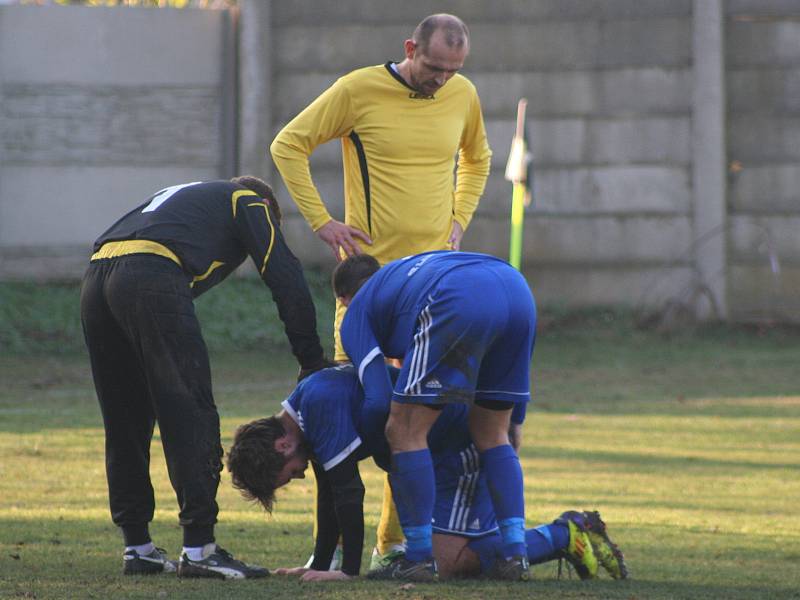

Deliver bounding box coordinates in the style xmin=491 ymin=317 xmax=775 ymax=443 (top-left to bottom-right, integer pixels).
xmin=283 ymin=365 xmax=500 ymax=536
xmin=342 ymin=251 xmax=510 ymax=365
xmin=282 ymin=365 xmax=472 ymax=472
xmin=341 ymin=251 xmax=536 ymax=429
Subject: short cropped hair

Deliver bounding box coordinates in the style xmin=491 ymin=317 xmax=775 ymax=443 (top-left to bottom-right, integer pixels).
xmin=332 ymin=254 xmax=380 ymax=299
xmin=230 ymin=175 xmax=282 ymax=225
xmin=226 ymin=416 xmax=287 ymax=513
xmin=412 ymin=13 xmax=469 ymax=54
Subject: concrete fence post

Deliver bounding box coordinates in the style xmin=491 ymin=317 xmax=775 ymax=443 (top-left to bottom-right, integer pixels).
xmin=220 ymin=7 xmax=239 ymax=178
xmin=237 ymin=0 xmax=272 ymax=179
xmin=692 ymin=0 xmax=728 ymax=319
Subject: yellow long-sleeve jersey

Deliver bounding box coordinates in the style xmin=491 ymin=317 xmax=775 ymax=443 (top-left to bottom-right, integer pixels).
xmin=270 ymin=62 xmax=492 ymax=263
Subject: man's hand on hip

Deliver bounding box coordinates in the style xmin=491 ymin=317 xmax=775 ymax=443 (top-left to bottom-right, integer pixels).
xmin=316 ymin=220 xmax=372 ymax=261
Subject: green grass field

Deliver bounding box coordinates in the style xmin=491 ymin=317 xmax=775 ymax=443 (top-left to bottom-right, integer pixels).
xmin=1 ymin=281 xmax=799 ymax=599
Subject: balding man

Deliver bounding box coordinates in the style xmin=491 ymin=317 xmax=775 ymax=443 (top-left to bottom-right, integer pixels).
xmin=271 ymin=13 xmax=493 ymax=571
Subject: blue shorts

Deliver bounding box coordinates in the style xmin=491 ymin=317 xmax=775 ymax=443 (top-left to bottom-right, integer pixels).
xmin=432 ymin=444 xmax=498 ymax=537
xmin=393 ymin=261 xmax=536 ymax=406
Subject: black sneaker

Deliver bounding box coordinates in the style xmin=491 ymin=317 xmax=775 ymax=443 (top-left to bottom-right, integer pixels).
xmin=123 ymin=547 xmax=177 ymax=575
xmin=366 ymin=554 xmax=438 ymax=582
xmin=177 ymin=544 xmax=269 ymax=580
xmin=485 ymin=555 xmax=530 ymax=581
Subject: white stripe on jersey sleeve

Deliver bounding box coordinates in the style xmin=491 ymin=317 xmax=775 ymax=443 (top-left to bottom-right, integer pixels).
xmin=281 ymin=399 xmax=302 ymax=430
xmin=323 ymin=437 xmax=363 ymax=471
xmin=358 ymin=346 xmax=383 ymax=382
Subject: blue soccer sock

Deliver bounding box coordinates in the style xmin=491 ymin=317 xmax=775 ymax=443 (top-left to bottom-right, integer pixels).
xmin=389 ymin=449 xmax=435 ymax=562
xmin=468 ymin=524 xmax=571 ymax=573
xmin=481 ymin=444 xmax=526 ymax=558
xmin=527 ymin=523 xmax=569 ymax=565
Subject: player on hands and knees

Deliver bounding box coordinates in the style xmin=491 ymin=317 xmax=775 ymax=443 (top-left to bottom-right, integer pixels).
xmin=226 ymin=365 xmax=629 ymax=582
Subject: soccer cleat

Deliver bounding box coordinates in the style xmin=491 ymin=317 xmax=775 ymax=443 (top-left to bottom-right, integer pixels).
xmin=581 ymin=510 xmax=629 ymax=580
xmin=485 ymin=555 xmax=531 ymax=582
xmin=177 ymin=544 xmax=269 ymax=580
xmin=366 ymin=554 xmax=438 ymax=582
xmin=368 ymin=545 xmax=406 ymax=574
xmin=554 ymin=511 xmax=599 ymax=580
xmin=123 ymin=547 xmax=177 ymax=575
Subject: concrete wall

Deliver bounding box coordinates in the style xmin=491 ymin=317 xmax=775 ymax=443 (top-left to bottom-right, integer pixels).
xmin=0 ymin=5 xmax=235 ymax=278
xmin=1 ymin=1 xmax=798 ymax=322
xmin=725 ymin=0 xmax=800 ymax=321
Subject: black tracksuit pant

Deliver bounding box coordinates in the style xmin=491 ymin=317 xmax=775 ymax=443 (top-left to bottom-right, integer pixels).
xmin=80 ymin=255 xmax=222 ymax=547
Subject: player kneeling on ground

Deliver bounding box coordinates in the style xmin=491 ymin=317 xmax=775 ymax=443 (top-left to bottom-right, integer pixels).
xmin=226 ymin=366 xmax=628 ymax=582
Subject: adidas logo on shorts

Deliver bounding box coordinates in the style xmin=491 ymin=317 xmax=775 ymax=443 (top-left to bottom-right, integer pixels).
xmin=425 ymin=378 xmax=442 ymax=389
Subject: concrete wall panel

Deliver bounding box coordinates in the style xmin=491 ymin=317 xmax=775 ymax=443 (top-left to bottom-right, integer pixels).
xmin=727 ymin=0 xmax=800 ymax=16
xmin=275 ymin=19 xmax=692 ymax=73
xmin=513 ymin=265 xmax=694 ymax=307
xmin=480 ymin=165 xmax=690 ymax=215
xmin=472 ymin=68 xmax=691 ymax=118
xmin=274 ymin=73 xmax=341 ymax=122
xmin=461 ymin=215 xmax=692 ymax=264
xmin=485 ymin=118 xmax=584 ymax=166
xmin=2 ymin=84 xmax=220 ymax=167
xmin=588 ymin=117 xmax=691 ymax=164
xmin=0 ymin=6 xmax=225 ymax=85
xmin=468 ymin=20 xmax=692 ymax=71
xmin=729 ymin=215 xmax=800 ymax=264
xmin=727 ymin=21 xmax=800 ymax=67
xmin=0 ymin=245 xmax=94 ymax=281
xmin=729 ymin=265 xmax=800 ymax=323
xmin=729 ymin=164 xmax=800 ymax=213
xmin=728 ymin=116 xmax=800 ymax=163
xmin=728 ymin=68 xmax=800 ymax=113
xmin=485 ymin=116 xmax=690 ymax=167
xmin=0 ymin=166 xmax=217 ymax=247
xmin=274 ymin=1 xmax=692 ymax=25
xmin=0 ymin=5 xmax=230 ymax=277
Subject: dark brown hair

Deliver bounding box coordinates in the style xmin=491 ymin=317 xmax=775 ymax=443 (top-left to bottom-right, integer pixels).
xmin=226 ymin=416 xmax=287 ymax=513
xmin=331 ymin=254 xmax=380 ymax=299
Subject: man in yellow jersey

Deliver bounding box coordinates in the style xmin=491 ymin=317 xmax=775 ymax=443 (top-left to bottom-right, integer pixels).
xmin=271 ymin=13 xmax=491 ymax=569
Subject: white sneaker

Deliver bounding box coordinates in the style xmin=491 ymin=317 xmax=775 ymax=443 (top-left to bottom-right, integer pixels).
xmin=122 ymin=547 xmax=177 ymax=575
xmin=177 ymin=544 xmax=268 ymax=580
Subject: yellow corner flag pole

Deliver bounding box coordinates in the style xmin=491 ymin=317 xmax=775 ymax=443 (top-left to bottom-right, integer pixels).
xmin=504 ymin=99 xmax=532 ymax=270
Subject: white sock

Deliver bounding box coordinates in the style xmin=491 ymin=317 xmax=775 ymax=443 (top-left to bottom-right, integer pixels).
xmin=125 ymin=542 xmax=155 ymax=556
xmin=183 ymin=542 xmax=215 ymax=561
